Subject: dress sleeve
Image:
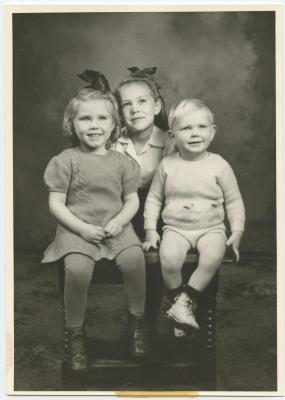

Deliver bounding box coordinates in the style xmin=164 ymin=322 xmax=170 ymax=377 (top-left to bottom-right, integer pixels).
xmin=43 ymin=152 xmax=72 ymax=193
xmin=121 ymin=157 xmax=141 ymax=196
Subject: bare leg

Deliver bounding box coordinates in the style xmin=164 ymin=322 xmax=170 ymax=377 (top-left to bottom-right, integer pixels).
xmin=160 ymin=230 xmax=191 ymax=289
xmin=188 ymin=233 xmax=226 ymax=292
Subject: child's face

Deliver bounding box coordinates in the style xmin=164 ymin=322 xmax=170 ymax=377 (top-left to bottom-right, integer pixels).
xmin=119 ymin=82 xmax=161 ymax=135
xmin=73 ymin=99 xmax=115 ymax=153
xmin=172 ymin=108 xmax=216 ymax=159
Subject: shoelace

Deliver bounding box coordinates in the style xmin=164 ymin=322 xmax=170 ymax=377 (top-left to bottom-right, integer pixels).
xmin=70 ymin=333 xmax=86 ymax=358
xmin=133 ymin=321 xmax=149 ymax=343
xmin=179 ymin=294 xmax=196 ymax=314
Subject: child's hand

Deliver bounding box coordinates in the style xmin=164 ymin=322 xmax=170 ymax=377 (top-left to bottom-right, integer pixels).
xmin=226 ymin=230 xmax=243 ymax=263
xmin=142 ymin=230 xmax=161 ymax=251
xmin=79 ymin=224 xmax=105 ymax=243
xmin=104 ymin=218 xmax=123 ymax=238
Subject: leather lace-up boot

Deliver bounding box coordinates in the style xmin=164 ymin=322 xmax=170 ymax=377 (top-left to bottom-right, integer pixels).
xmin=128 ymin=314 xmax=151 ymax=358
xmin=64 ymin=326 xmax=88 ymax=371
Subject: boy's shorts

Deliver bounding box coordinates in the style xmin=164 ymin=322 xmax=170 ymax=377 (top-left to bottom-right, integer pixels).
xmin=162 ymin=223 xmax=227 ymax=249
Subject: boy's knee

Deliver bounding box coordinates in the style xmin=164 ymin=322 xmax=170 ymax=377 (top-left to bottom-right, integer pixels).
xmin=160 ymin=247 xmax=181 ymax=271
xmin=199 ymin=246 xmax=225 ymax=265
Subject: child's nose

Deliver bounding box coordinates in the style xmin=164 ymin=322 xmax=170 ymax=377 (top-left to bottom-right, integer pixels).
xmin=90 ymin=119 xmax=100 ymax=129
xmin=131 ymin=102 xmax=139 ymax=113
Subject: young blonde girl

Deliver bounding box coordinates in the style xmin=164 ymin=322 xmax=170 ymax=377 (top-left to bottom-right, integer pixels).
xmin=42 ymin=85 xmax=150 ymax=371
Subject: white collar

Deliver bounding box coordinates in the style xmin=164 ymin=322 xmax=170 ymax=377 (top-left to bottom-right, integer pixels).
xmin=118 ymin=125 xmax=165 ymax=148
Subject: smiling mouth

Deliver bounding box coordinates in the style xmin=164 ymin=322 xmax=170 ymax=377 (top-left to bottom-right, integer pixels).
xmin=87 ymin=133 xmax=103 ymax=137
xmin=188 ymin=141 xmax=202 ymax=144
xmin=131 ymin=117 xmax=144 ymax=122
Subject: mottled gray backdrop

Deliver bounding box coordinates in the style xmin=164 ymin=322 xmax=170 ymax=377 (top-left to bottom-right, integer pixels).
xmin=13 ymin=12 xmax=276 ymax=252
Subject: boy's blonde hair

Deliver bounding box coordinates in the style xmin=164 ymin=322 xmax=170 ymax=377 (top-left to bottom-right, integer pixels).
xmin=168 ymin=99 xmax=214 ymax=131
xmin=63 ymin=88 xmax=121 ymax=146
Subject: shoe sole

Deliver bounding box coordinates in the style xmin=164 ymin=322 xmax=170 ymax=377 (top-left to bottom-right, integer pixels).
xmin=129 ymin=347 xmax=151 ymax=359
xmin=174 ymin=329 xmax=187 ymax=338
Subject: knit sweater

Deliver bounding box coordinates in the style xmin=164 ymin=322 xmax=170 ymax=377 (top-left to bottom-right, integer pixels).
xmin=144 ymin=152 xmax=245 ymax=232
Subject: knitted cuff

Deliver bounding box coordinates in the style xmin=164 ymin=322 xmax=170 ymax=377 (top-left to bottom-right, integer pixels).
xmin=184 ymin=284 xmax=202 ymax=301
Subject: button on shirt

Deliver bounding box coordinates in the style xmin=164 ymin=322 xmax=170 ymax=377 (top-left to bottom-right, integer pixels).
xmin=113 ymin=126 xmax=174 ymax=188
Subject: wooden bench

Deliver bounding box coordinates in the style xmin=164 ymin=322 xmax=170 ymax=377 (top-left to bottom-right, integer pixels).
xmin=58 ymin=250 xmax=232 ymax=391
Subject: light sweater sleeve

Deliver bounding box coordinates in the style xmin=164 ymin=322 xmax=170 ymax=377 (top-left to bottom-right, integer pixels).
xmin=217 ymin=160 xmax=246 ymax=232
xmin=144 ymin=160 xmax=166 ymax=230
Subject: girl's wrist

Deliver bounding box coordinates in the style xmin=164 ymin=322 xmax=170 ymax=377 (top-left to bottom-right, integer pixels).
xmin=233 ymin=230 xmax=244 ymax=235
xmin=77 ymin=221 xmax=89 ymax=236
xmin=111 ymin=216 xmax=125 ymax=227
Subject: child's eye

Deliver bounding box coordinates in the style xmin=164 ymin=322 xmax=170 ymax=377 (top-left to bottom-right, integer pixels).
xmin=138 ymin=98 xmax=147 ymax=104
xmin=181 ymin=126 xmax=192 ymax=131
xmin=98 ymin=115 xmax=107 ymax=120
xmin=199 ymin=124 xmax=207 ymax=128
xmin=78 ymin=116 xmax=91 ymax=121
xmin=122 ymin=102 xmax=131 ymax=108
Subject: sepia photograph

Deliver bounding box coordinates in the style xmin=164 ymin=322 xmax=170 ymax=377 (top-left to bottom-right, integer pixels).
xmin=6 ymin=3 xmax=282 ymax=395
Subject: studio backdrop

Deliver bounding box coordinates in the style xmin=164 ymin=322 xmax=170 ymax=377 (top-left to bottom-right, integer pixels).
xmin=12 ymin=11 xmax=276 ymax=253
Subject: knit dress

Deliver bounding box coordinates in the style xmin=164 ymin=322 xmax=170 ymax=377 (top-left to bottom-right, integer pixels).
xmin=42 ymin=147 xmax=141 ymax=264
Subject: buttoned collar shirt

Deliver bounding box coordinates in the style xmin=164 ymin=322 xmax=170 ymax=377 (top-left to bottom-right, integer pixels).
xmin=114 ymin=126 xmax=170 ymax=188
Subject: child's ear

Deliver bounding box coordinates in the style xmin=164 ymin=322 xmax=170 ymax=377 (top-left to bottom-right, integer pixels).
xmin=154 ymin=98 xmax=162 ymax=115
xmin=167 ymin=129 xmax=174 ymax=138
xmin=210 ymin=124 xmax=217 ymax=141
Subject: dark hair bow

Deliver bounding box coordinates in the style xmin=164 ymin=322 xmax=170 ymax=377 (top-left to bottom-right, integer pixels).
xmin=78 ymin=69 xmax=111 ymax=92
xmin=128 ymin=66 xmax=157 ymax=77
xmin=127 ymin=66 xmax=161 ymax=90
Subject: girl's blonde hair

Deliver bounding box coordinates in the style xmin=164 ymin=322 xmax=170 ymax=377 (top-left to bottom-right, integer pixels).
xmin=115 ymin=70 xmax=169 ymax=130
xmin=63 ymin=88 xmax=121 ymax=147
xmin=168 ymin=99 xmax=214 ymax=131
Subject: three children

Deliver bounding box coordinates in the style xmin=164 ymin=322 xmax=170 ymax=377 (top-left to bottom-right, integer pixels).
xmin=42 ymin=70 xmax=245 ymax=370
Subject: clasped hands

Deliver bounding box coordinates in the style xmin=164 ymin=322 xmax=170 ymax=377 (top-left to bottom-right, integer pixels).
xmin=79 ymin=219 xmax=123 ymax=244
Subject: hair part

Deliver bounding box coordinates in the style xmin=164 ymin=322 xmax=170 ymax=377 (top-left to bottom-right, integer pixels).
xmin=63 ymin=88 xmax=121 ymax=147
xmin=115 ymin=76 xmax=161 ymax=101
xmin=168 ymin=98 xmax=215 ymax=131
